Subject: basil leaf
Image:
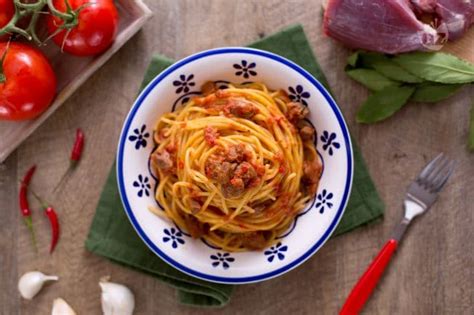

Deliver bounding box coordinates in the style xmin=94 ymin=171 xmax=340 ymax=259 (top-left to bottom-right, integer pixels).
xmin=358 ymin=52 xmax=386 ymax=67
xmin=411 ymin=83 xmax=464 ymax=103
xmin=357 ymin=52 xmax=423 ymax=83
xmin=394 ymin=52 xmax=474 ymax=84
xmin=346 ymin=69 xmax=399 ymax=91
xmin=347 ymin=51 xmax=360 ymax=67
xmin=371 ymin=60 xmax=423 ymax=83
xmin=470 ymin=101 xmax=474 ymax=151
xmin=356 ymin=86 xmax=415 ymax=123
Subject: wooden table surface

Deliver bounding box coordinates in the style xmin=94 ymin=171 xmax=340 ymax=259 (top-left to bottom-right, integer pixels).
xmin=1 ymin=1 xmax=473 ymax=314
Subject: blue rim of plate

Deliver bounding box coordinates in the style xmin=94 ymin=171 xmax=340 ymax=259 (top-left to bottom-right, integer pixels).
xmin=116 ymin=47 xmax=354 ymax=284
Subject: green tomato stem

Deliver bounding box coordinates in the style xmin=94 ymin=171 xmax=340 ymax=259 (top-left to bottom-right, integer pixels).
xmin=47 ymin=0 xmax=75 ymax=21
xmin=26 ymin=10 xmax=44 ymax=45
xmin=1 ymin=0 xmax=81 ymax=45
xmin=0 ymin=41 xmax=10 ymax=84
xmin=0 ymin=2 xmax=32 ymax=40
xmin=0 ymin=6 xmax=19 ymax=36
xmin=14 ymin=0 xmax=46 ymax=11
xmin=9 ymin=25 xmax=31 ymax=40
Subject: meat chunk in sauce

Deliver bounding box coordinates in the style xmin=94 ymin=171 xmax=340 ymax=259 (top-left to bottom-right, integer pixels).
xmin=227 ymin=143 xmax=246 ymax=163
xmin=205 ymin=159 xmax=235 ymax=184
xmin=299 ymin=125 xmax=315 ymax=141
xmin=204 ymin=126 xmax=219 ymax=146
xmin=152 ymin=150 xmax=174 ymax=171
xmin=215 ymin=89 xmax=230 ymax=99
xmin=183 ymin=215 xmax=207 ymax=238
xmin=233 ymin=162 xmax=257 ymax=185
xmin=302 ymin=157 xmax=322 ymax=196
xmin=225 ymin=98 xmax=258 ymax=119
xmin=286 ymin=102 xmax=309 ymax=124
xmin=221 ymin=162 xmax=258 ymax=197
xmin=239 ymin=232 xmax=268 ymax=250
xmin=201 ymin=81 xmax=217 ymax=96
xmin=223 ymin=178 xmax=245 ymax=198
xmin=206 ymin=143 xmax=260 ymax=198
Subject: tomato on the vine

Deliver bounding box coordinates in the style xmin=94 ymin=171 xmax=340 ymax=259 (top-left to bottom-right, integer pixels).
xmin=46 ymin=0 xmax=119 ymax=56
xmin=0 ymin=0 xmax=15 ymax=41
xmin=0 ymin=42 xmax=57 ymax=120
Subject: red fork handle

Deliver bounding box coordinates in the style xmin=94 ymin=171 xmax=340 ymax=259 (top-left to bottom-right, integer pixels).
xmin=340 ymin=239 xmax=398 ymax=315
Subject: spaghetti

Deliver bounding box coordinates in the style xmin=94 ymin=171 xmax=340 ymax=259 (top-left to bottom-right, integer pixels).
xmin=150 ymin=82 xmax=322 ymax=251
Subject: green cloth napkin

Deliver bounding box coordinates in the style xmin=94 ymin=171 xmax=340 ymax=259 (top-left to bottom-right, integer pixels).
xmin=85 ymin=24 xmax=384 ymax=307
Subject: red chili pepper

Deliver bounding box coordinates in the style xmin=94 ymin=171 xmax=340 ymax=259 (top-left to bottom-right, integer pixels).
xmin=31 ymin=191 xmax=60 ymax=254
xmin=19 ymin=165 xmax=37 ymax=251
xmin=53 ymin=128 xmax=85 ymax=192
xmin=44 ymin=206 xmax=60 ymax=253
xmin=70 ymin=128 xmax=84 ymax=163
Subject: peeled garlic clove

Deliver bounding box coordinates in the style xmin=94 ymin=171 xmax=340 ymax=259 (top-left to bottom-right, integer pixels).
xmin=18 ymin=271 xmax=59 ymax=300
xmin=52 ymin=298 xmax=77 ymax=315
xmin=100 ymin=278 xmax=135 ymax=315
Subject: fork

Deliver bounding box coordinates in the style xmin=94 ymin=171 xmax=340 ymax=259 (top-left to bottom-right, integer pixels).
xmin=340 ymin=153 xmax=455 ymax=315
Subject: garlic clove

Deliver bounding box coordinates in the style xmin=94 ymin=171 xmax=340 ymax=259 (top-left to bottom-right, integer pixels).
xmin=100 ymin=278 xmax=135 ymax=315
xmin=18 ymin=271 xmax=59 ymax=300
xmin=51 ymin=298 xmax=77 ymax=315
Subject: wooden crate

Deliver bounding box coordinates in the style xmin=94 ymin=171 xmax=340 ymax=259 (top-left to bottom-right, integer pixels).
xmin=0 ymin=0 xmax=152 ymax=162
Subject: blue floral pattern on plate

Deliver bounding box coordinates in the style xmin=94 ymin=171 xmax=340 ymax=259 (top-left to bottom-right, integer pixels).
xmin=128 ymin=124 xmax=149 ymax=150
xmin=210 ymin=252 xmax=235 ymax=269
xmin=163 ymin=228 xmax=185 ymax=249
xmin=133 ymin=174 xmax=150 ymax=197
xmin=117 ymin=48 xmax=354 ymax=284
xmin=320 ymin=131 xmax=340 ymax=156
xmin=288 ymin=85 xmax=310 ymax=106
xmin=264 ymin=242 xmax=288 ymax=262
xmin=233 ymin=60 xmax=257 ymax=78
xmin=316 ymin=189 xmax=334 ymax=214
xmin=173 ymin=74 xmax=195 ymax=94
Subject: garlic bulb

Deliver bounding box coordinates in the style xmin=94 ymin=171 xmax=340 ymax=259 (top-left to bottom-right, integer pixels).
xmin=52 ymin=298 xmax=77 ymax=315
xmin=100 ymin=278 xmax=135 ymax=315
xmin=18 ymin=271 xmax=58 ymax=300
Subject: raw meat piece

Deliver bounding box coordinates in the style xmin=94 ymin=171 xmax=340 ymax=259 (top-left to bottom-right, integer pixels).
xmin=411 ymin=0 xmax=474 ymax=40
xmin=435 ymin=0 xmax=474 ymax=40
xmin=324 ymin=0 xmax=440 ymax=54
xmin=411 ymin=0 xmax=437 ymax=12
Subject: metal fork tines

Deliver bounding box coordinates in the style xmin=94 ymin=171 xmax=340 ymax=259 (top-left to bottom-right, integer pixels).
xmin=393 ymin=153 xmax=455 ymax=241
xmin=407 ymin=153 xmax=455 ymax=210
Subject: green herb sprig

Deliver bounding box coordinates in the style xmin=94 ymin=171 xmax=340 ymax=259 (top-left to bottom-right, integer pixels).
xmin=347 ymin=51 xmax=474 ymax=148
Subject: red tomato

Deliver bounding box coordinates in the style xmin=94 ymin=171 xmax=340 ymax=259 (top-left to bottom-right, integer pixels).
xmin=46 ymin=0 xmax=119 ymax=56
xmin=0 ymin=0 xmax=14 ymax=28
xmin=0 ymin=0 xmax=15 ymax=41
xmin=0 ymin=42 xmax=57 ymax=120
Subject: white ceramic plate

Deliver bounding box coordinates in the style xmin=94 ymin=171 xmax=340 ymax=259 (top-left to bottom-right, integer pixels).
xmin=117 ymin=47 xmax=353 ymax=284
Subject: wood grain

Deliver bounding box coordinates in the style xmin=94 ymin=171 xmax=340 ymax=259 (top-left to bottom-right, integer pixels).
xmin=0 ymin=1 xmax=473 ymax=314
xmin=442 ymin=28 xmax=474 ymax=64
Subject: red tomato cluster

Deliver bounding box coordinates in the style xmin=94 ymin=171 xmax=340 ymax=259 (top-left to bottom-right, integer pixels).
xmin=0 ymin=0 xmax=119 ymax=120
